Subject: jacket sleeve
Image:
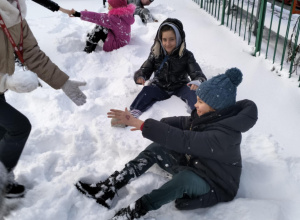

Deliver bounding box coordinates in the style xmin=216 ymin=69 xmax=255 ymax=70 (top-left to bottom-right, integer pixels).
xmin=186 ymin=51 xmax=206 ymax=83
xmin=80 ymin=11 xmax=112 ymax=29
xmin=0 ymin=73 xmax=6 ymax=93
xmin=142 ymin=118 xmax=240 ymax=163
xmin=134 ymin=53 xmax=156 ymax=82
xmin=31 ymin=0 xmax=60 ymax=12
xmin=160 ymin=116 xmax=191 ymax=130
xmin=22 ymin=20 xmax=69 ymax=89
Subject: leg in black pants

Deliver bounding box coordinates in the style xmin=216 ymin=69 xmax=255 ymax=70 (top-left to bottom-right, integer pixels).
xmin=130 ymin=85 xmax=171 ymax=116
xmin=84 ymin=25 xmax=108 ymax=53
xmin=0 ymin=94 xmax=31 ymax=172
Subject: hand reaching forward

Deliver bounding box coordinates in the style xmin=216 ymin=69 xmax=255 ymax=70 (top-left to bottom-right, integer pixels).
xmin=107 ymin=108 xmax=144 ymax=131
xmin=62 ymin=80 xmax=87 ymax=106
xmin=59 ymin=7 xmax=74 ymax=17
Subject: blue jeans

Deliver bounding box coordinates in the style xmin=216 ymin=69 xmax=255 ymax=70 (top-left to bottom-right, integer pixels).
xmin=130 ymin=84 xmax=197 ymax=113
xmin=0 ymin=94 xmax=31 ymax=171
xmin=120 ymin=143 xmax=211 ymax=211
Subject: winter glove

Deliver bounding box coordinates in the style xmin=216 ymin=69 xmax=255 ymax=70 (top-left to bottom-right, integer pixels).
xmin=62 ymin=80 xmax=87 ymax=106
xmin=0 ymin=71 xmax=39 ymax=93
xmin=187 ymin=80 xmax=201 ymax=91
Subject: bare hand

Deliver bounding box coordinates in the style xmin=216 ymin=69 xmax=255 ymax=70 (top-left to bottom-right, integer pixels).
xmin=188 ymin=84 xmax=198 ymax=91
xmin=136 ymin=77 xmax=145 ymax=85
xmin=59 ymin=7 xmax=74 ymax=17
xmin=70 ymin=8 xmax=77 ymax=17
xmin=107 ymin=108 xmax=144 ymax=131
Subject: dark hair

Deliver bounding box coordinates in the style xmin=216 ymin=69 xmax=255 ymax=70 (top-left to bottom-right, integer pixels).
xmin=159 ymin=25 xmax=175 ymax=40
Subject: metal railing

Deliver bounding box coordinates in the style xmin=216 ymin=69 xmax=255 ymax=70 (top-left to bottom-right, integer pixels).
xmin=192 ymin=0 xmax=300 ymax=86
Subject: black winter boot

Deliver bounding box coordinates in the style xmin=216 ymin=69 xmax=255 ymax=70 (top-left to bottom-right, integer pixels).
xmin=75 ymin=171 xmax=128 ymax=208
xmin=111 ymin=198 xmax=148 ymax=220
xmin=83 ymin=41 xmax=97 ymax=53
xmin=5 ymin=171 xmax=25 ymax=199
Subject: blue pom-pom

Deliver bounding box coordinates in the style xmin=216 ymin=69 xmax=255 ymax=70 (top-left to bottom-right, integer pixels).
xmin=225 ymin=67 xmax=243 ymax=86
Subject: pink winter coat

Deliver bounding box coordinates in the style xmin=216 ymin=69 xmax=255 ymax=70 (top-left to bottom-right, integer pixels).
xmin=80 ymin=4 xmax=136 ymax=52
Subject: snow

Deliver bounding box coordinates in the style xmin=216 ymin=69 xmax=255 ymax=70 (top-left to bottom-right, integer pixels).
xmin=2 ymin=0 xmax=300 ymax=219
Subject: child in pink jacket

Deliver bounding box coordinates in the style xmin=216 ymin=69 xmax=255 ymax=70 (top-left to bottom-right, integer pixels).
xmin=72 ymin=0 xmax=135 ymax=53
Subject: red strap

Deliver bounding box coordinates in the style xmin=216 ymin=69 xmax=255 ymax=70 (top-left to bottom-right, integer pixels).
xmin=140 ymin=122 xmax=145 ymax=131
xmin=0 ymin=0 xmax=24 ymax=64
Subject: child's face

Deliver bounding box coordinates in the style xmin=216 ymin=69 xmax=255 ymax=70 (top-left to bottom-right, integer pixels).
xmin=161 ymin=30 xmax=176 ymax=55
xmin=194 ymin=97 xmax=215 ymax=116
xmin=108 ymin=4 xmax=113 ymax=11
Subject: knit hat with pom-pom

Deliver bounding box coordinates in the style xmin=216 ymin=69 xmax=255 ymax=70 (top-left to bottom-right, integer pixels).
xmin=196 ymin=67 xmax=243 ymax=110
xmin=108 ymin=0 xmax=127 ymax=8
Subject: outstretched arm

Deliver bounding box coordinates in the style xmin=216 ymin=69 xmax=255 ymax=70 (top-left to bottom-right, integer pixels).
xmin=107 ymin=108 xmax=144 ymax=131
xmin=58 ymin=7 xmax=73 ymax=16
xmin=79 ymin=11 xmax=113 ymax=29
xmin=32 ymin=0 xmax=73 ymax=16
xmin=31 ymin=0 xmax=60 ymax=12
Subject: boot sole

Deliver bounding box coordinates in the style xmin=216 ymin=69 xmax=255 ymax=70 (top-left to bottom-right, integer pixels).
xmin=5 ymin=192 xmax=25 ymax=199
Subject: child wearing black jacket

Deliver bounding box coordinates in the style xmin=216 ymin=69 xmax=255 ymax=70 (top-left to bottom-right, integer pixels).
xmin=112 ymin=18 xmax=207 ymax=127
xmin=76 ymin=68 xmax=258 ymax=220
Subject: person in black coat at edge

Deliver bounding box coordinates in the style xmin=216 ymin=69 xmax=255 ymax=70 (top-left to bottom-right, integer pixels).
xmin=76 ymin=67 xmax=258 ymax=220
xmin=112 ymin=18 xmax=207 ymax=127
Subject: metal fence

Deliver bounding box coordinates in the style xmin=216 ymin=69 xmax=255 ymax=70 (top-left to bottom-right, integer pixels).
xmin=192 ymin=0 xmax=300 ymax=86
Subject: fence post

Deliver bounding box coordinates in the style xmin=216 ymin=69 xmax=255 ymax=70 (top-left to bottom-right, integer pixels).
xmin=289 ymin=20 xmax=300 ymax=76
xmin=280 ymin=0 xmax=296 ymax=71
xmin=221 ymin=0 xmax=227 ymax=25
xmin=254 ymin=0 xmax=267 ymax=55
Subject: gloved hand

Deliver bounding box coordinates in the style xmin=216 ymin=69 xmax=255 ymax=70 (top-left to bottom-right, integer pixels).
xmin=62 ymin=80 xmax=87 ymax=106
xmin=0 ymin=71 xmax=39 ymax=93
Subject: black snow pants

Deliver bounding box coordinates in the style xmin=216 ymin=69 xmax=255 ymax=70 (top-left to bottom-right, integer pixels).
xmin=0 ymin=94 xmax=31 ymax=172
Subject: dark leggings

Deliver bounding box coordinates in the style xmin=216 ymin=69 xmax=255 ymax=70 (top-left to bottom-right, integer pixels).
xmin=86 ymin=25 xmax=108 ymax=45
xmin=0 ymin=94 xmax=31 ymax=171
xmin=119 ymin=143 xmax=211 ymax=211
xmin=130 ymin=84 xmax=197 ymax=113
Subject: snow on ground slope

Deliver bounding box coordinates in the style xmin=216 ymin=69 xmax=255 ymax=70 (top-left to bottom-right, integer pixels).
xmin=3 ymin=0 xmax=300 ymax=219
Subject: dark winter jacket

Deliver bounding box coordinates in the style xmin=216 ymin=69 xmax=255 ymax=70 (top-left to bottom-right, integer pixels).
xmin=142 ymin=99 xmax=258 ymax=209
xmin=32 ymin=0 xmax=60 ymax=12
xmin=134 ymin=18 xmax=206 ymax=91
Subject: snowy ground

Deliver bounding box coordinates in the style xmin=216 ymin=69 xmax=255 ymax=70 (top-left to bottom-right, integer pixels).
xmin=3 ymin=0 xmax=300 ymax=219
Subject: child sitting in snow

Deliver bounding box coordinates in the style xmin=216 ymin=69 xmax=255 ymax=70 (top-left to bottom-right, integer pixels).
xmin=71 ymin=0 xmax=136 ymax=53
xmin=127 ymin=0 xmax=157 ymax=24
xmin=75 ymin=68 xmax=258 ymax=220
xmin=112 ymin=18 xmax=207 ymax=127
